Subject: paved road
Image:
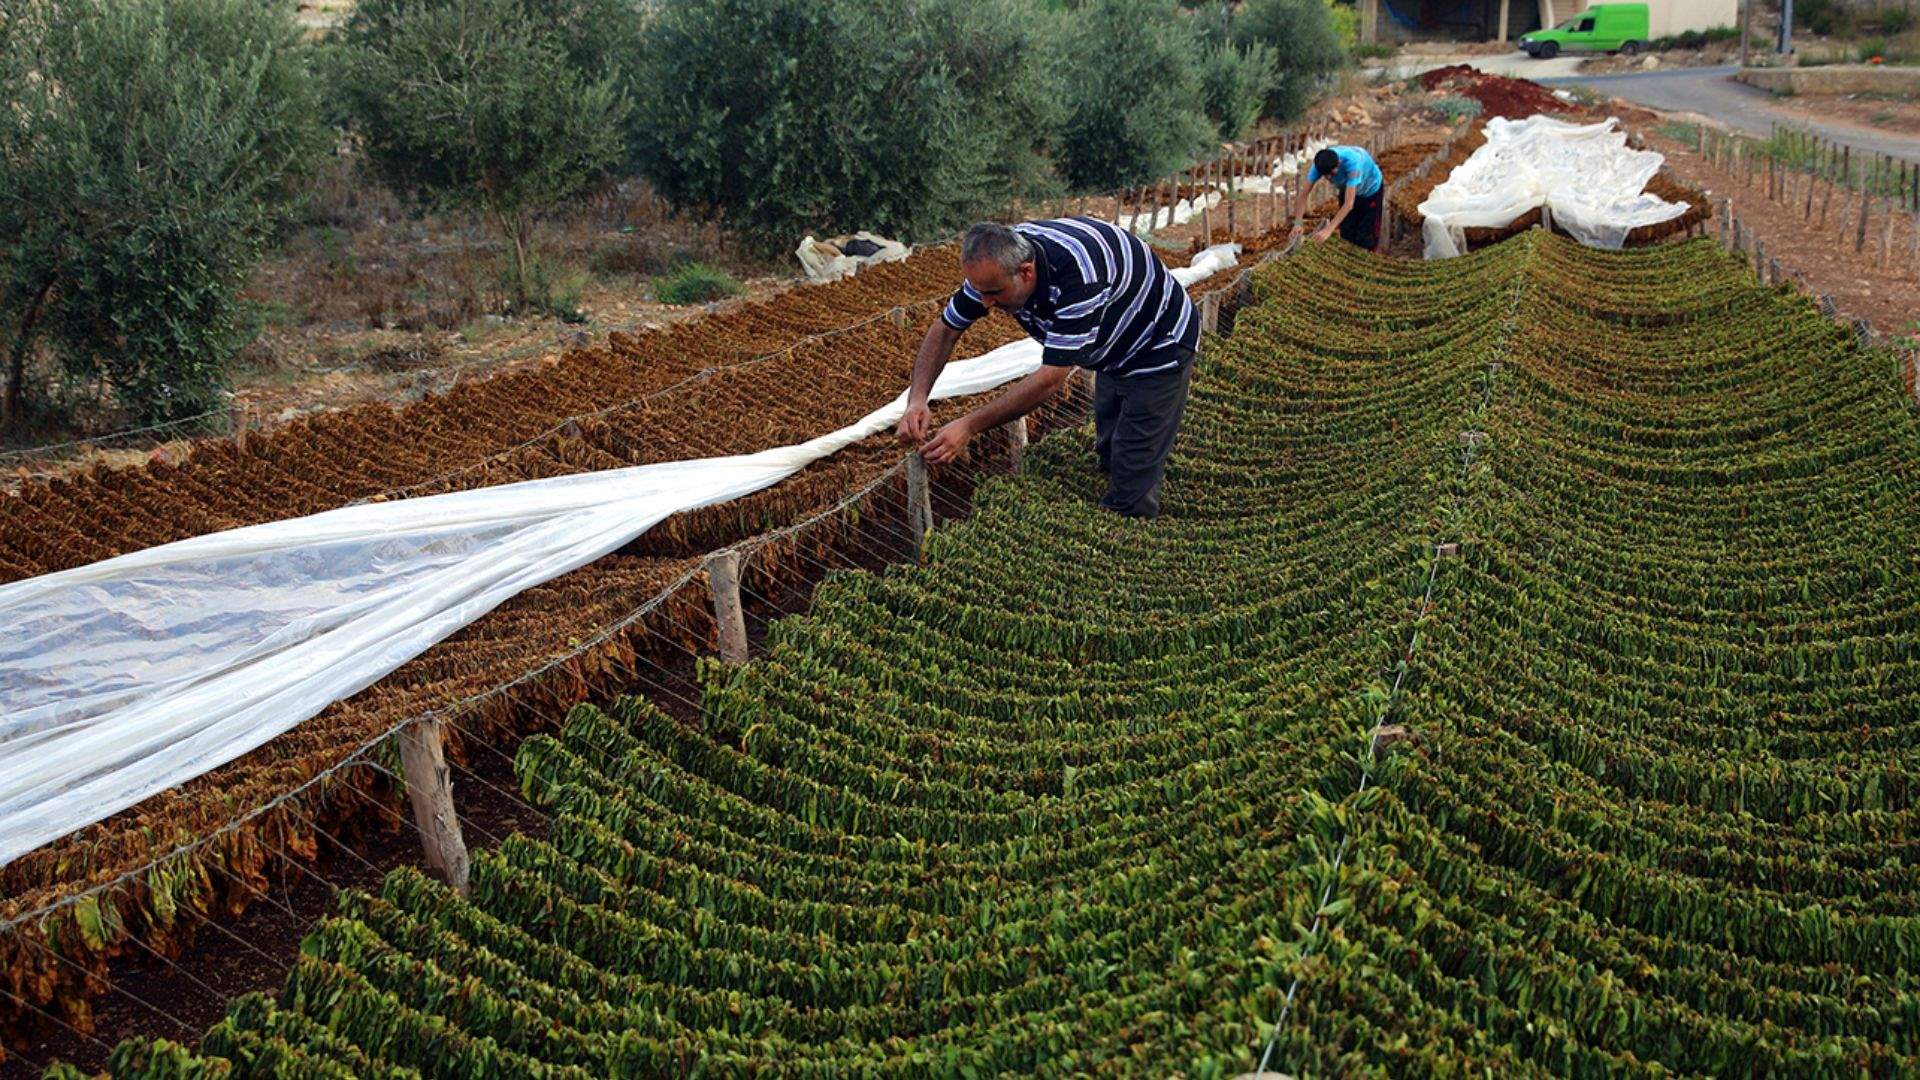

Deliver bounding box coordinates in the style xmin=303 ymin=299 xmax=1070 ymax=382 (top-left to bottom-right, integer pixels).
xmin=1368 ymin=55 xmax=1920 ymax=161
xmin=1541 ymin=65 xmax=1920 ymax=160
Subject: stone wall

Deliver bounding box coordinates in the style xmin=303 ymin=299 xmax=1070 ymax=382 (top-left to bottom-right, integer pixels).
xmin=1737 ymin=65 xmax=1920 ymax=94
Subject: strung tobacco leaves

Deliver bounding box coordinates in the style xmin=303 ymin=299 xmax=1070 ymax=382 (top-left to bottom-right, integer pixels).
xmin=51 ymin=233 xmax=1920 ymax=1078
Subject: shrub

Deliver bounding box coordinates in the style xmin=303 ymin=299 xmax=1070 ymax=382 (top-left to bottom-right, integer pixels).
xmin=1870 ymin=6 xmax=1913 ymax=33
xmin=634 ymin=0 xmax=1057 ymax=247
xmin=1199 ymin=43 xmax=1280 ymax=140
xmin=1429 ymin=94 xmax=1485 ymax=124
xmin=1794 ymin=0 xmax=1854 ymax=37
xmin=1234 ymin=0 xmax=1351 ymax=119
xmin=1051 ymin=0 xmax=1215 ymax=190
xmin=1353 ymin=41 xmax=1397 ymax=60
xmin=0 ymin=0 xmax=327 ymax=429
xmin=653 ymin=263 xmax=746 ymax=306
xmin=334 ymin=0 xmax=629 ymax=313
xmin=1325 ymin=0 xmax=1360 ymax=48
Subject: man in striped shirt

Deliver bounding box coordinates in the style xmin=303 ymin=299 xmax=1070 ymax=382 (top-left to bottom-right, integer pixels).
xmin=897 ymin=219 xmax=1198 ymax=519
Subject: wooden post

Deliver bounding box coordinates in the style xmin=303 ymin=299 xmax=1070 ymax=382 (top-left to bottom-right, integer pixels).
xmin=232 ymin=402 xmax=249 ymax=454
xmin=704 ymin=550 xmax=749 ymax=664
xmin=1856 ymin=189 xmax=1871 ymax=252
xmin=1227 ymin=155 xmax=1239 ymax=238
xmin=1201 ymin=290 xmax=1221 ymax=335
xmin=1497 ymin=0 xmax=1510 ymax=41
xmin=1003 ymin=416 xmax=1029 ymax=472
xmin=1883 ymin=198 xmax=1896 ymax=267
xmin=888 ymin=306 xmax=909 ymax=329
xmin=398 ymin=717 xmax=469 ymax=896
xmin=1821 ymin=177 xmax=1834 ymax=226
xmin=906 ymin=452 xmax=933 ymax=558
xmin=1200 ymin=160 xmax=1214 ymax=242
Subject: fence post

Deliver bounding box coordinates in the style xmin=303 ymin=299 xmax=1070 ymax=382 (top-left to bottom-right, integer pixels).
xmin=704 ymin=550 xmax=749 ymax=664
xmin=1856 ymin=189 xmax=1871 ymax=252
xmin=232 ymin=402 xmax=250 ymax=454
xmin=398 ymin=717 xmax=469 ymax=896
xmin=1201 ymin=290 xmax=1221 ymax=335
xmin=1004 ymin=416 xmax=1029 ymax=473
xmin=906 ymin=452 xmax=933 ymax=559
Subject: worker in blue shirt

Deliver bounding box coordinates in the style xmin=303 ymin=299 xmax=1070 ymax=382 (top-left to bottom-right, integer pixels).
xmin=1289 ymin=145 xmax=1385 ymax=251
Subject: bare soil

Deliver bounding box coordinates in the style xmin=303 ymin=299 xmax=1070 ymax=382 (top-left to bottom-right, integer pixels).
xmin=1766 ymin=90 xmax=1920 ymax=136
xmin=1643 ymin=126 xmax=1920 ymax=338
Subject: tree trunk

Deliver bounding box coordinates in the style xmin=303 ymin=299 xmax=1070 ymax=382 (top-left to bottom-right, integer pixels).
xmin=492 ymin=205 xmax=534 ymax=312
xmin=4 ymin=279 xmax=55 ymax=430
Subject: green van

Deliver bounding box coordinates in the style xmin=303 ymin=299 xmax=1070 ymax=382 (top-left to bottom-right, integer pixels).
xmin=1519 ymin=3 xmax=1651 ymax=58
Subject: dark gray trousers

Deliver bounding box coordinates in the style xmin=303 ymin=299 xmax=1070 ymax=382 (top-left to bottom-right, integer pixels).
xmin=1092 ymin=354 xmax=1193 ymax=519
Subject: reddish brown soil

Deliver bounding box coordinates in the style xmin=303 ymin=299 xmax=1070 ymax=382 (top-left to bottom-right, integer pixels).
xmin=1418 ymin=64 xmax=1570 ymax=120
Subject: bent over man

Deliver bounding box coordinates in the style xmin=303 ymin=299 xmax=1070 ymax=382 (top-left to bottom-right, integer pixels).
xmin=1290 ymin=144 xmax=1384 ymax=251
xmin=895 ymin=219 xmax=1198 ymax=519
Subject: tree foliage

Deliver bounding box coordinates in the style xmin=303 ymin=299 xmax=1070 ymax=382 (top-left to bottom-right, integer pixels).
xmin=633 ymin=0 xmax=1058 ymax=247
xmin=1049 ymin=0 xmax=1215 ymax=191
xmin=0 ymin=0 xmax=327 ymax=428
xmin=334 ymin=0 xmax=630 ymax=309
xmin=1198 ymin=42 xmax=1280 ymax=140
xmin=1233 ymin=0 xmax=1351 ymax=120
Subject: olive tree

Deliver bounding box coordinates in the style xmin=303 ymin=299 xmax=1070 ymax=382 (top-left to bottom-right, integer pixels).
xmin=0 ymin=0 xmax=327 ymax=428
xmin=333 ymin=0 xmax=630 ymax=311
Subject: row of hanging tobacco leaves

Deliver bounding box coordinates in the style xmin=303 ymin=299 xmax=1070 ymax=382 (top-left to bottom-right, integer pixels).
xmin=50 ymin=232 xmax=1920 ymax=1077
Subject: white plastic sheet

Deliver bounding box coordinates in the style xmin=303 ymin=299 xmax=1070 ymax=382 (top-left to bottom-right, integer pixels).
xmin=795 ymin=231 xmax=911 ymax=282
xmin=1417 ymin=115 xmax=1689 ymax=259
xmin=0 ymin=244 xmax=1243 ymax=867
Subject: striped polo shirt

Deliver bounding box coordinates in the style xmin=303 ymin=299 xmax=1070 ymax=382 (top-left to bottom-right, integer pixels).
xmin=942 ymin=217 xmax=1199 ymax=378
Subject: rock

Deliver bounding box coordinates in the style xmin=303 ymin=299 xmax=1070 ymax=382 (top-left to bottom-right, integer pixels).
xmin=1639 ymin=54 xmax=1660 ymax=70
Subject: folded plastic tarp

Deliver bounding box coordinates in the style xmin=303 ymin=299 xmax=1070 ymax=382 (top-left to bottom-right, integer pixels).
xmin=0 ymin=244 xmax=1243 ymax=867
xmin=1417 ymin=115 xmax=1689 ymax=259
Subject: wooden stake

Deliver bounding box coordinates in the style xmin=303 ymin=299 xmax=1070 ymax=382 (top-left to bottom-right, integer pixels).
xmin=1200 ymin=161 xmax=1214 ymax=243
xmin=398 ymin=717 xmax=469 ymax=896
xmin=1003 ymin=416 xmax=1028 ymax=472
xmin=1201 ymin=290 xmax=1221 ymax=335
xmin=232 ymin=402 xmax=249 ymax=454
xmin=1856 ymin=188 xmax=1871 ymax=252
xmin=704 ymin=550 xmax=749 ymax=664
xmin=1884 ymin=198 xmax=1897 ymax=267
xmin=906 ymin=452 xmax=933 ymax=559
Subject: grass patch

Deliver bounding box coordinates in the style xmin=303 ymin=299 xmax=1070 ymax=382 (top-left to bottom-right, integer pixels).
xmin=652 ymin=262 xmax=746 ymax=306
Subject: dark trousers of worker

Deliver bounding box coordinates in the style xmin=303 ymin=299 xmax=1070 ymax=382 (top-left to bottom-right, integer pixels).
xmin=1092 ymin=351 xmax=1193 ymax=519
xmin=1338 ymin=187 xmax=1383 ymax=250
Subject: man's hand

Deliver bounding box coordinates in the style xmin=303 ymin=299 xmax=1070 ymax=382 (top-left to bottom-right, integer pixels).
xmin=896 ymin=402 xmax=932 ymax=443
xmin=1287 ymin=223 xmax=1304 ymax=244
xmin=1311 ymin=225 xmax=1334 ymax=243
xmin=919 ymin=418 xmax=975 ymax=466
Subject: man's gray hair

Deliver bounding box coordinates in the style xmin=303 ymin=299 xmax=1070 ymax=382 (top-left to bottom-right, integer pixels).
xmin=961 ymin=222 xmax=1034 ymax=275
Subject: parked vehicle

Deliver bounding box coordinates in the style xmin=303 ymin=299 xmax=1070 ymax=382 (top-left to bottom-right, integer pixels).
xmin=1520 ymin=3 xmax=1651 ymax=58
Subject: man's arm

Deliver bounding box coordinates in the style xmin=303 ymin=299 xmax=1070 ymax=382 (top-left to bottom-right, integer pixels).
xmin=1288 ymin=177 xmax=1316 ymax=238
xmin=919 ymin=365 xmax=1073 ymax=465
xmin=896 ymin=321 xmax=964 ymax=442
xmin=1315 ymin=185 xmax=1358 ymax=242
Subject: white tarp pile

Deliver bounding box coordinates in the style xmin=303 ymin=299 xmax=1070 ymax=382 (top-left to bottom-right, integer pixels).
xmin=795 ymin=231 xmax=911 ymax=282
xmin=1417 ymin=115 xmax=1689 ymax=259
xmin=1118 ymin=138 xmax=1335 ymax=236
xmin=0 ymin=244 xmax=1244 ymax=867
